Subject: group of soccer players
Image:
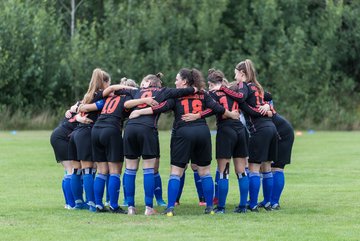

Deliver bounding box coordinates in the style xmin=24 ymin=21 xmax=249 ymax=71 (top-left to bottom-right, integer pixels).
xmin=50 ymin=59 xmax=294 ymax=216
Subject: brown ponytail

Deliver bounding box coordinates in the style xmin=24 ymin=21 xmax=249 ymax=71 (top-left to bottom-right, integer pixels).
xmin=83 ymin=68 xmax=110 ymax=104
xmin=179 ymin=68 xmax=205 ymax=90
xmin=142 ymin=72 xmax=163 ymax=87
xmin=236 ymin=59 xmax=263 ymax=95
xmin=207 ymin=68 xmax=225 ymax=84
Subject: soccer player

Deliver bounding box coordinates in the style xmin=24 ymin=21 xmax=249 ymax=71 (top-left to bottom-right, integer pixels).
xmin=50 ymin=105 xmax=80 ymax=209
xmin=221 ymin=59 xmax=278 ymax=212
xmin=128 ymin=68 xmax=239 ymax=216
xmin=121 ymin=73 xmax=197 ymax=215
xmin=71 ymin=78 xmax=137 ymax=213
xmin=259 ymin=95 xmax=294 ymax=210
xmin=69 ymin=68 xmax=111 ymax=212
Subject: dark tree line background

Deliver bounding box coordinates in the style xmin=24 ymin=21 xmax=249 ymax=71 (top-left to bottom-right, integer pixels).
xmin=0 ymin=0 xmax=359 ymax=130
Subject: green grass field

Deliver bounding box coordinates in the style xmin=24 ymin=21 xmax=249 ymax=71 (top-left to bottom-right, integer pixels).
xmin=0 ymin=130 xmax=359 ymax=241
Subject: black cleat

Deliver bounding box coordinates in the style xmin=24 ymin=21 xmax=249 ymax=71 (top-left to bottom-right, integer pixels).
xmin=271 ymin=203 xmax=281 ymax=210
xmin=233 ymin=205 xmax=247 ymax=213
xmin=204 ymin=206 xmax=215 ymax=215
xmin=262 ymin=202 xmax=273 ymax=211
xmin=162 ymin=207 xmax=175 ymax=217
xmin=213 ymin=206 xmax=225 ymax=214
xmin=96 ymin=206 xmax=109 ymax=213
xmin=110 ymin=206 xmax=127 ymax=214
xmin=247 ymin=205 xmax=259 ymax=212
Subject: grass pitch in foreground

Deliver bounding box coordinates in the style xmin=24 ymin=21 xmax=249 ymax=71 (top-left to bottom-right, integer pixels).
xmin=0 ymin=130 xmax=359 ymax=241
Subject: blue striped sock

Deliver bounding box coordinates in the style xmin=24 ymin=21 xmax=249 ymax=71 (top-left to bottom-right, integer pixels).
xmin=249 ymin=172 xmax=261 ymax=209
xmin=71 ymin=169 xmax=84 ymax=204
xmin=64 ymin=174 xmax=75 ymax=207
xmin=124 ymin=168 xmax=137 ymax=207
xmin=200 ymin=174 xmax=214 ymax=207
xmin=193 ymin=170 xmax=204 ymax=200
xmin=271 ymin=171 xmax=284 ymax=205
xmin=82 ymin=168 xmax=95 ymax=207
xmin=167 ymin=174 xmax=181 ymax=208
xmin=218 ymin=177 xmax=228 ymax=208
xmin=94 ymin=173 xmax=107 ymax=208
xmin=143 ymin=168 xmax=155 ymax=207
xmin=154 ymin=172 xmax=163 ymax=201
xmin=109 ymin=174 xmax=121 ymax=209
xmin=237 ymin=172 xmax=249 ymax=207
xmin=262 ymin=171 xmax=273 ymax=204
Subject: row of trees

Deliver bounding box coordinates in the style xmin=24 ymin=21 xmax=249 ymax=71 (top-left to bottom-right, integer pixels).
xmin=0 ymin=0 xmax=359 ymax=129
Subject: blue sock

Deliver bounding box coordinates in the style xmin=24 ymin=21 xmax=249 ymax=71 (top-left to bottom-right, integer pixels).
xmin=193 ymin=170 xmax=204 ymax=200
xmin=154 ymin=172 xmax=163 ymax=201
xmin=218 ymin=177 xmax=228 ymax=208
xmin=64 ymin=174 xmax=75 ymax=207
xmin=122 ymin=173 xmax=127 ymax=203
xmin=167 ymin=174 xmax=181 ymax=208
xmin=200 ymin=174 xmax=214 ymax=207
xmin=94 ymin=173 xmax=107 ymax=208
xmin=214 ymin=168 xmax=220 ymax=199
xmin=262 ymin=171 xmax=273 ymax=204
xmin=109 ymin=174 xmax=121 ymax=209
xmin=237 ymin=172 xmax=249 ymax=207
xmin=143 ymin=168 xmax=155 ymax=208
xmin=124 ymin=168 xmax=137 ymax=207
xmin=176 ymin=172 xmax=186 ymax=202
xmin=82 ymin=168 xmax=95 ymax=207
xmin=62 ymin=176 xmax=67 ymax=205
xmin=249 ymin=172 xmax=261 ymax=209
xmin=105 ymin=174 xmax=110 ymax=203
xmin=71 ymin=169 xmax=84 ymax=204
xmin=271 ymin=171 xmax=285 ymax=205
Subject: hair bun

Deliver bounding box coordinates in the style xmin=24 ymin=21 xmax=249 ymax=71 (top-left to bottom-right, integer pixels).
xmin=208 ymin=68 xmax=216 ymax=74
xmin=156 ymin=72 xmax=164 ymax=79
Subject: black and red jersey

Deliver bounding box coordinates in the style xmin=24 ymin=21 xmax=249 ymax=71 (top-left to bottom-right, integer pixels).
xmin=124 ymin=87 xmax=195 ymax=129
xmin=206 ymin=83 xmax=264 ymax=127
xmin=78 ymin=91 xmax=105 ymax=127
xmin=208 ymin=90 xmax=241 ymax=127
xmin=94 ymin=93 xmax=132 ymax=130
xmin=152 ymin=91 xmax=225 ymax=129
xmin=243 ymin=83 xmax=274 ymax=132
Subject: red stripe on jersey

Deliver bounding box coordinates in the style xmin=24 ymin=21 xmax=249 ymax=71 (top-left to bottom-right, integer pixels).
xmin=200 ymin=108 xmax=212 ymax=118
xmin=220 ymin=86 xmax=243 ymax=99
xmin=152 ymin=101 xmax=166 ymax=111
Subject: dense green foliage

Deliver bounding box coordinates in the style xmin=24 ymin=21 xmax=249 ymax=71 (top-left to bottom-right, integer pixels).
xmin=1 ymin=131 xmax=360 ymax=240
xmin=1 ymin=0 xmax=359 ymax=129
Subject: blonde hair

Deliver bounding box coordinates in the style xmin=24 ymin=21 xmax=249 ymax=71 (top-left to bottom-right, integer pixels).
xmin=83 ymin=68 xmax=110 ymax=104
xmin=120 ymin=77 xmax=139 ymax=88
xmin=236 ymin=59 xmax=263 ymax=95
xmin=142 ymin=72 xmax=163 ymax=88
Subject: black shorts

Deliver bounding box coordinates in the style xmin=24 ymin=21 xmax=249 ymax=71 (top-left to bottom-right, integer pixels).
xmin=92 ymin=126 xmax=124 ymax=163
xmin=216 ymin=124 xmax=249 ymax=159
xmin=68 ymin=132 xmax=77 ymax=161
xmin=171 ymin=125 xmax=212 ymax=168
xmin=50 ymin=126 xmax=72 ymax=162
xmin=272 ymin=115 xmax=294 ymax=168
xmin=248 ymin=125 xmax=278 ymax=164
xmin=123 ymin=124 xmax=158 ymax=159
xmin=73 ymin=126 xmax=93 ymax=161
